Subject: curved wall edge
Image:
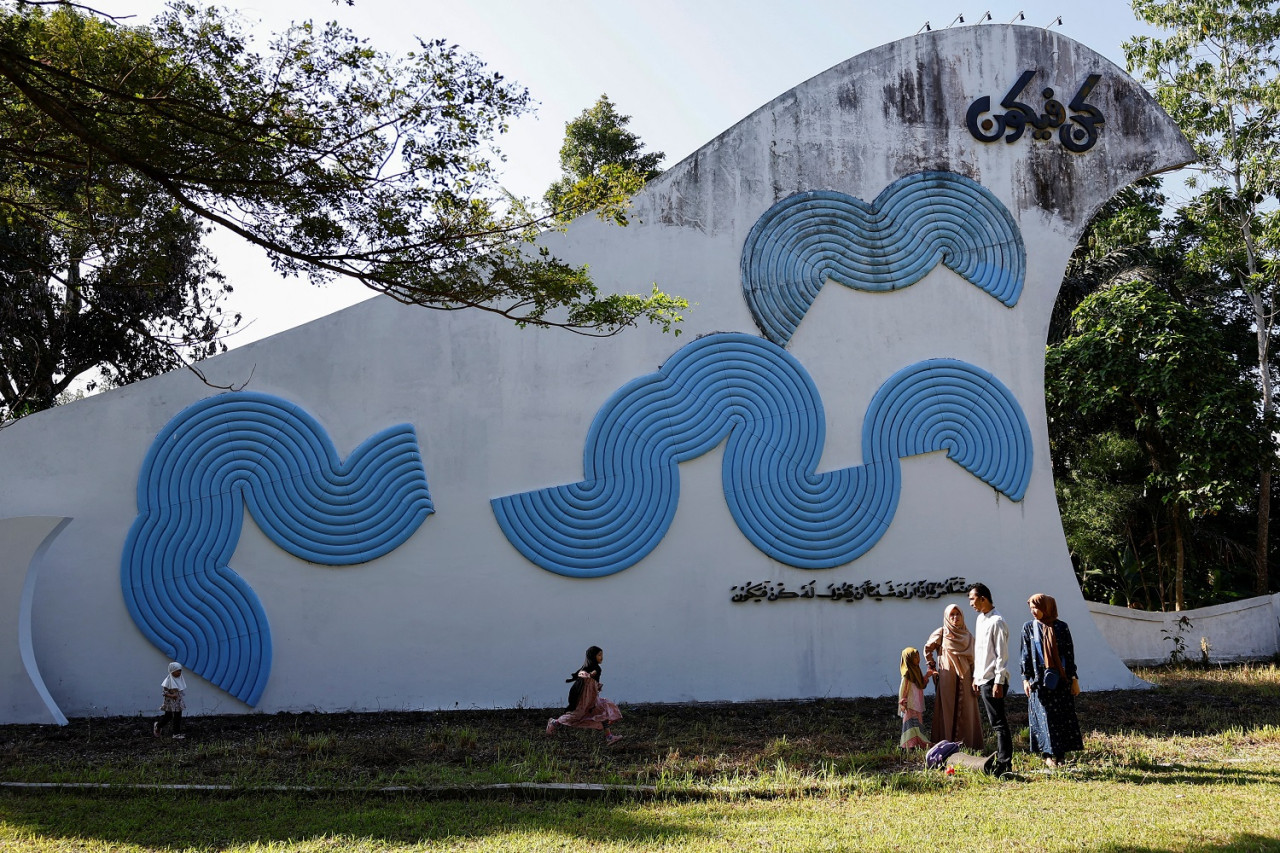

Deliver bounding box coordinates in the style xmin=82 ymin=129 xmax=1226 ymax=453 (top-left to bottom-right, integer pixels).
xmin=4 ymin=517 xmax=72 ymax=725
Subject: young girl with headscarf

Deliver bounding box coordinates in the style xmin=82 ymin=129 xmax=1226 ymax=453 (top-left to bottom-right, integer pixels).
xmin=1020 ymin=593 xmax=1083 ymax=766
xmin=923 ymin=603 xmax=985 ymax=748
xmin=153 ymin=661 xmax=186 ymax=739
xmin=898 ymin=647 xmax=929 ymax=750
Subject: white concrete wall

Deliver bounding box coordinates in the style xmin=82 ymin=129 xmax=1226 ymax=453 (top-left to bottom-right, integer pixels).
xmin=0 ymin=518 xmax=71 ymax=724
xmin=1088 ymin=597 xmax=1280 ymax=666
xmin=0 ymin=25 xmax=1194 ymax=722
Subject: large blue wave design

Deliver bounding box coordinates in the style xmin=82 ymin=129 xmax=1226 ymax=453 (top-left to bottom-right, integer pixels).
xmin=492 ymin=333 xmax=1030 ymax=576
xmin=121 ymin=392 xmax=433 ymax=706
xmin=741 ymin=171 xmax=1025 ymax=345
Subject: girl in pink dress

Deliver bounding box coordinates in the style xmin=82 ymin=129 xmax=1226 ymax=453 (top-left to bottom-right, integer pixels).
xmin=898 ymin=647 xmax=929 ymax=750
xmin=546 ymin=645 xmax=623 ymax=745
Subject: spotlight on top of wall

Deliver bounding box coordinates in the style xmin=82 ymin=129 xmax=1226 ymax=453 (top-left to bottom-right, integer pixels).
xmin=947 ymin=14 xmax=965 ymax=27
xmin=1009 ymin=11 xmax=1025 ymax=23
xmin=977 ymin=11 xmax=993 ymax=23
xmin=1046 ymin=15 xmax=1063 ymax=28
xmin=916 ymin=21 xmax=932 ymax=33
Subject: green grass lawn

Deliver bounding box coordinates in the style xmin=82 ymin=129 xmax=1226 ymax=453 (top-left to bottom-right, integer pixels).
xmin=3 ymin=664 xmax=1280 ymax=851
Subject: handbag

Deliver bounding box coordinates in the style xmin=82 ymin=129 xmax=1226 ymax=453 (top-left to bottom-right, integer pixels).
xmin=1032 ymin=622 xmax=1063 ymax=690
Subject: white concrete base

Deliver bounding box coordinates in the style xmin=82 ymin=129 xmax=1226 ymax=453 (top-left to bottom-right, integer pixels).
xmin=1088 ymin=596 xmax=1280 ymax=666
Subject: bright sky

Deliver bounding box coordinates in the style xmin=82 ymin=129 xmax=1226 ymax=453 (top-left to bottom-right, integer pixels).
xmin=92 ymin=0 xmax=1160 ymax=347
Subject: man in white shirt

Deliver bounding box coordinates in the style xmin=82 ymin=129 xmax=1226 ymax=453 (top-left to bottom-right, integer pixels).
xmin=968 ymin=582 xmax=1012 ymax=776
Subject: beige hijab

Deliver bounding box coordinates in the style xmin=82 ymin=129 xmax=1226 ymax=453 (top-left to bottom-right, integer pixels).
xmin=900 ymin=647 xmax=927 ymax=689
xmin=941 ymin=604 xmax=973 ymax=655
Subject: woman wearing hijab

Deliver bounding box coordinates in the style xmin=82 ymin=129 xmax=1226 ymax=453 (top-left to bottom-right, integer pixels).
xmin=1020 ymin=593 xmax=1083 ymax=766
xmin=923 ymin=603 xmax=984 ymax=748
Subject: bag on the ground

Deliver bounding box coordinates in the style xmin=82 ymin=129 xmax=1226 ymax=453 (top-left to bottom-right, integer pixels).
xmin=925 ymin=740 xmax=961 ymax=769
xmin=946 ymin=751 xmax=996 ymax=775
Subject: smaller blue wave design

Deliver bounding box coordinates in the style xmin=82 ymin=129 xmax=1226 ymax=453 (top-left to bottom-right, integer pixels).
xmin=492 ymin=333 xmax=1031 ymax=577
xmin=121 ymin=392 xmax=433 ymax=706
xmin=741 ymin=171 xmax=1025 ymax=345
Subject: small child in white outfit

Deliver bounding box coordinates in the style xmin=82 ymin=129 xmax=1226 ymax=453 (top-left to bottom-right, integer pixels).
xmin=153 ymin=661 xmax=186 ymax=739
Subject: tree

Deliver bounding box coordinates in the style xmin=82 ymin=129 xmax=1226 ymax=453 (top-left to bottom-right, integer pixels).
xmin=544 ymin=94 xmax=665 ymax=224
xmin=1046 ymin=280 xmax=1265 ymax=609
xmin=1126 ymin=0 xmax=1280 ymax=595
xmin=0 ymin=158 xmax=232 ymax=422
xmin=0 ymin=3 xmax=684 ymax=351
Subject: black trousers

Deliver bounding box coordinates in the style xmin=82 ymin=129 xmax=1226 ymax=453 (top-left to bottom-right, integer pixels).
xmin=979 ymin=682 xmax=1012 ymax=767
xmin=156 ymin=710 xmax=183 ymax=735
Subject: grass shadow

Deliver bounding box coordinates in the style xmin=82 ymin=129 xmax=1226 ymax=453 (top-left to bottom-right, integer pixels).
xmin=0 ymin=790 xmax=711 ymax=850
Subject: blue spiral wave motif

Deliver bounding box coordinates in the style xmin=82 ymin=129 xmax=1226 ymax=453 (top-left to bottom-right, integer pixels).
xmin=121 ymin=392 xmax=433 ymax=706
xmin=741 ymin=171 xmax=1025 ymax=345
xmin=492 ymin=333 xmax=1031 ymax=577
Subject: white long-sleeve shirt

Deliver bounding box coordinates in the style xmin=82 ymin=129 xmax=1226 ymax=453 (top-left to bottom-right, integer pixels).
xmin=973 ymin=608 xmax=1010 ymax=687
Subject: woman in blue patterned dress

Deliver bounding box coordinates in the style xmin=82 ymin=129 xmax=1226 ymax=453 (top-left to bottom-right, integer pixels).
xmin=1020 ymin=594 xmax=1082 ymax=767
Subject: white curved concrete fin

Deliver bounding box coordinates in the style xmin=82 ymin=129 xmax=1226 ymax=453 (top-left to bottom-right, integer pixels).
xmin=637 ymin=24 xmax=1194 ymax=244
xmin=2 ymin=516 xmax=72 ymax=725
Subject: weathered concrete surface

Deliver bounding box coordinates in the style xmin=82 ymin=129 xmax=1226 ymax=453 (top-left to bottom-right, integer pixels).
xmin=0 ymin=26 xmax=1192 ymax=719
xmin=1089 ymin=596 xmax=1280 ymax=666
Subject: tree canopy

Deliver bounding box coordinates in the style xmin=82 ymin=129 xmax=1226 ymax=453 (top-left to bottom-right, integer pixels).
xmin=0 ymin=157 xmax=231 ymax=420
xmin=1126 ymin=0 xmax=1280 ymax=594
xmin=1046 ymin=169 xmax=1279 ymax=610
xmin=544 ymin=94 xmax=665 ymax=225
xmin=1047 ymin=278 xmax=1265 ymax=609
xmin=0 ymin=4 xmax=684 ymax=347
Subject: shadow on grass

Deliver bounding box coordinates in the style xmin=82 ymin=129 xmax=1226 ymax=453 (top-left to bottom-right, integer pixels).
xmin=1076 ymin=761 xmax=1280 ymax=787
xmin=0 ymin=791 xmax=709 ymax=850
xmin=1100 ymin=835 xmax=1280 ymax=853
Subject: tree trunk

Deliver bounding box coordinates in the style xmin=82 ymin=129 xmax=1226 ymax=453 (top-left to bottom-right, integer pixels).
xmin=1244 ymin=213 xmax=1271 ymax=596
xmin=1253 ymin=292 xmax=1272 ymax=596
xmin=1174 ymin=514 xmax=1185 ymax=612
xmin=1259 ymin=470 xmax=1272 ymax=595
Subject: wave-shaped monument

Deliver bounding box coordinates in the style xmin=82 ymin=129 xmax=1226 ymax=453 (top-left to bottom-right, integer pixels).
xmin=492 ymin=333 xmax=1031 ymax=577
xmin=741 ymin=171 xmax=1025 ymax=345
xmin=120 ymin=392 xmax=433 ymax=706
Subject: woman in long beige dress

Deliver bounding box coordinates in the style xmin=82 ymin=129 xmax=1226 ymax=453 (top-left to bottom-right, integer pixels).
xmin=923 ymin=604 xmax=984 ymax=749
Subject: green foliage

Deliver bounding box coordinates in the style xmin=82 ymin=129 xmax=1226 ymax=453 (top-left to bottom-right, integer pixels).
xmin=1162 ymin=614 xmax=1195 ymax=664
xmin=1051 ymin=431 xmax=1150 ymax=602
xmin=1126 ymin=0 xmax=1280 ymax=197
xmin=544 ymin=94 xmax=665 ymax=224
xmin=0 ymin=4 xmax=684 ymax=386
xmin=0 ymin=9 xmax=235 ymax=423
xmin=1126 ymin=0 xmax=1280 ymax=595
xmin=1047 ymin=277 xmax=1266 ymax=608
xmin=1050 ymin=281 xmax=1260 ymax=518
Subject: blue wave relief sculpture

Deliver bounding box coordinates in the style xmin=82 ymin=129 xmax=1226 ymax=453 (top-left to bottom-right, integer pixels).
xmin=121 ymin=392 xmax=433 ymax=706
xmin=492 ymin=333 xmax=1031 ymax=577
xmin=741 ymin=171 xmax=1025 ymax=345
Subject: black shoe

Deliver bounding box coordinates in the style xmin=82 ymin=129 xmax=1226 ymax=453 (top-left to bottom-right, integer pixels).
xmin=992 ymin=760 xmax=1012 ymax=778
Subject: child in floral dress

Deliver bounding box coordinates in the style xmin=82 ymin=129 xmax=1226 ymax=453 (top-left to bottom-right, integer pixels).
xmin=898 ymin=647 xmax=929 ymax=750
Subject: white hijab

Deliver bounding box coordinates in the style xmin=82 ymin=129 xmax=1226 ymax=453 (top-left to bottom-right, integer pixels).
xmin=161 ymin=661 xmax=187 ymax=691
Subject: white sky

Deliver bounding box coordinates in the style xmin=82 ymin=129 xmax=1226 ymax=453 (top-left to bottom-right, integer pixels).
xmin=91 ymin=0 xmax=1159 ymax=347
